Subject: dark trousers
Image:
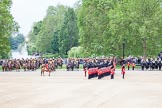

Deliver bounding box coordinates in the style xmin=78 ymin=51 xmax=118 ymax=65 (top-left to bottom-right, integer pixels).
xmin=84 ymin=68 xmax=86 ymax=77
xmin=132 ymin=66 xmax=134 ymax=70
xmin=122 ymin=74 xmax=125 ymax=79
xmin=128 ymin=66 xmax=130 ymax=70
xmin=111 ymin=74 xmax=114 ymax=79
xmin=159 ymin=66 xmax=161 ymax=70
xmin=142 ymin=66 xmax=144 ymax=70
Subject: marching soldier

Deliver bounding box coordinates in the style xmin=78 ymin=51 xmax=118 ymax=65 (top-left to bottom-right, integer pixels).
xmin=127 ymin=62 xmax=130 ymax=70
xmin=141 ymin=61 xmax=144 ymax=70
xmin=110 ymin=67 xmax=115 ymax=79
xmin=121 ymin=64 xmax=125 ymax=79
xmin=158 ymin=60 xmax=161 ymax=70
xmin=132 ymin=62 xmax=135 ymax=70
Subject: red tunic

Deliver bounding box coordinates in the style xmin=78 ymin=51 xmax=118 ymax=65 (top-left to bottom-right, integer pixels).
xmin=46 ymin=64 xmax=48 ymax=70
xmin=122 ymin=66 xmax=125 ymax=74
xmin=132 ymin=63 xmax=135 ymax=67
xmin=111 ymin=68 xmax=115 ymax=75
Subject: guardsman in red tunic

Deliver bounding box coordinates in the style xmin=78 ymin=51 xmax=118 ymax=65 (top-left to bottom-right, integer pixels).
xmin=111 ymin=68 xmax=115 ymax=79
xmin=127 ymin=62 xmax=130 ymax=70
xmin=121 ymin=65 xmax=125 ymax=79
xmin=132 ymin=62 xmax=135 ymax=70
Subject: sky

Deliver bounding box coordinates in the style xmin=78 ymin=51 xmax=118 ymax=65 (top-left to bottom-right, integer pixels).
xmin=11 ymin=0 xmax=78 ymax=36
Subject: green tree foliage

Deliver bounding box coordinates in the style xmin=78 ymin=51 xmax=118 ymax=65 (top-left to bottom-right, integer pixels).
xmin=51 ymin=31 xmax=59 ymax=54
xmin=78 ymin=0 xmax=118 ymax=56
xmin=27 ymin=21 xmax=42 ymax=55
xmin=28 ymin=5 xmax=79 ymax=57
xmin=9 ymin=33 xmax=25 ymax=50
xmin=108 ymin=0 xmax=162 ymax=58
xmin=68 ymin=46 xmax=84 ymax=58
xmin=59 ymin=7 xmax=79 ymax=55
xmin=35 ymin=5 xmax=67 ymax=53
xmin=78 ymin=0 xmax=162 ymax=57
xmin=0 ymin=0 xmax=19 ymax=58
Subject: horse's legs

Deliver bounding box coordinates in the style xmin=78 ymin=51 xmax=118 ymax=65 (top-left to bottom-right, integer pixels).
xmin=49 ymin=71 xmax=50 ymax=76
xmin=43 ymin=70 xmax=45 ymax=76
xmin=41 ymin=70 xmax=42 ymax=76
xmin=2 ymin=67 xmax=4 ymax=72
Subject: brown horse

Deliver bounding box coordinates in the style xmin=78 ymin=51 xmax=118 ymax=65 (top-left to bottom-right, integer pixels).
xmin=15 ymin=62 xmax=20 ymax=72
xmin=27 ymin=61 xmax=31 ymax=71
xmin=2 ymin=62 xmax=7 ymax=72
xmin=22 ymin=63 xmax=27 ymax=71
xmin=7 ymin=62 xmax=13 ymax=71
xmin=31 ymin=62 xmax=36 ymax=71
xmin=41 ymin=64 xmax=52 ymax=76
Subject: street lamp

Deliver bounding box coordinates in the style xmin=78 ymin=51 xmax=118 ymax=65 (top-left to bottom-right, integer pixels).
xmin=123 ymin=39 xmax=126 ymax=59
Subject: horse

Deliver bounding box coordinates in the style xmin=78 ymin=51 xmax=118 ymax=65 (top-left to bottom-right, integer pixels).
xmin=41 ymin=64 xmax=52 ymax=76
xmin=66 ymin=61 xmax=74 ymax=71
xmin=31 ymin=61 xmax=36 ymax=71
xmin=15 ymin=62 xmax=20 ymax=72
xmin=57 ymin=59 xmax=63 ymax=68
xmin=27 ymin=62 xmax=31 ymax=71
xmin=22 ymin=62 xmax=27 ymax=71
xmin=7 ymin=62 xmax=13 ymax=71
xmin=2 ymin=62 xmax=7 ymax=72
xmin=74 ymin=60 xmax=79 ymax=70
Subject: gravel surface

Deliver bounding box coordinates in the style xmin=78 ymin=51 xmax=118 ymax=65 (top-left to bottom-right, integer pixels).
xmin=0 ymin=69 xmax=162 ymax=108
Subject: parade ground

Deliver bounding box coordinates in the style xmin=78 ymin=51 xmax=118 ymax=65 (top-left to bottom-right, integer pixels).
xmin=0 ymin=69 xmax=162 ymax=108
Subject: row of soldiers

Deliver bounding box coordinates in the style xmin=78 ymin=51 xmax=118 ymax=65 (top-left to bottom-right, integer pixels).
xmin=125 ymin=58 xmax=162 ymax=71
xmin=83 ymin=58 xmax=114 ymax=69
xmin=140 ymin=60 xmax=162 ymax=70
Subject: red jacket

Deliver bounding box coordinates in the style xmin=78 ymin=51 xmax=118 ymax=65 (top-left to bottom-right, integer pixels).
xmin=46 ymin=64 xmax=48 ymax=69
xmin=132 ymin=63 xmax=135 ymax=67
xmin=122 ymin=66 xmax=125 ymax=74
xmin=111 ymin=68 xmax=115 ymax=75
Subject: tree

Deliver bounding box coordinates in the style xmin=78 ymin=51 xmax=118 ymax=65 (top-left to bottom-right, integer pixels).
xmin=78 ymin=0 xmax=118 ymax=56
xmin=108 ymin=0 xmax=162 ymax=58
xmin=27 ymin=21 xmax=42 ymax=55
xmin=59 ymin=7 xmax=79 ymax=55
xmin=35 ymin=5 xmax=67 ymax=53
xmin=51 ymin=31 xmax=59 ymax=54
xmin=78 ymin=0 xmax=162 ymax=57
xmin=0 ymin=0 xmax=19 ymax=58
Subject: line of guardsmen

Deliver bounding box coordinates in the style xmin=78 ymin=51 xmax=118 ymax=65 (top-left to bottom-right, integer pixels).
xmin=83 ymin=58 xmax=114 ymax=77
xmin=83 ymin=59 xmax=113 ymax=70
xmin=126 ymin=59 xmax=162 ymax=71
xmin=127 ymin=62 xmax=136 ymax=70
xmin=140 ymin=59 xmax=162 ymax=71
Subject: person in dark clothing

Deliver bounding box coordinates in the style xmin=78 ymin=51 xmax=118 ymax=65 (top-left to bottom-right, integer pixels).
xmin=121 ymin=65 xmax=125 ymax=79
xmin=111 ymin=68 xmax=115 ymax=79
xmin=158 ymin=60 xmax=162 ymax=70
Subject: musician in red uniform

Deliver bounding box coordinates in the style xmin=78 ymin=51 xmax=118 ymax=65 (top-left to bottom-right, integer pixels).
xmin=127 ymin=62 xmax=130 ymax=70
xmin=132 ymin=62 xmax=135 ymax=70
xmin=111 ymin=68 xmax=115 ymax=79
xmin=121 ymin=64 xmax=125 ymax=79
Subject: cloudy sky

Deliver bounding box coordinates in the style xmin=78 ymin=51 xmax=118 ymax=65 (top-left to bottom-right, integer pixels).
xmin=11 ymin=0 xmax=78 ymax=36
